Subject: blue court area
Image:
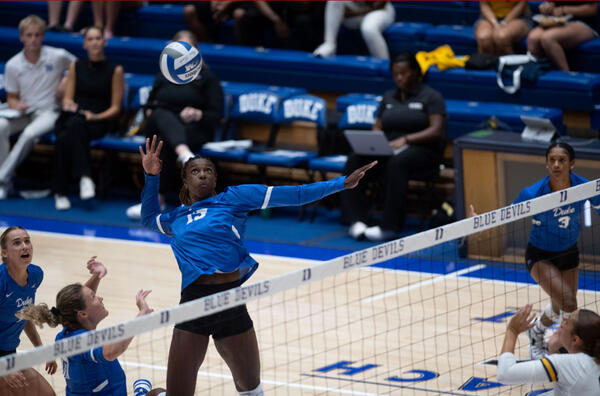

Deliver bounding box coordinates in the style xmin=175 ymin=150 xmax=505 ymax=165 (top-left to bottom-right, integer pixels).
xmin=1 ymin=198 xmax=599 ymax=292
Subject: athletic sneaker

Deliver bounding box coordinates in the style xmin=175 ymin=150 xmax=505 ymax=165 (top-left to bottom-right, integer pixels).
xmin=313 ymin=42 xmax=336 ymax=58
xmin=54 ymin=194 xmax=71 ymax=211
xmin=79 ymin=176 xmax=95 ymax=200
xmin=348 ymin=221 xmax=367 ymax=240
xmin=527 ymin=319 xmax=548 ymax=359
xmin=126 ymin=202 xmax=167 ymax=220
xmin=133 ymin=378 xmax=152 ymax=396
xmin=364 ymin=226 xmax=399 ymax=242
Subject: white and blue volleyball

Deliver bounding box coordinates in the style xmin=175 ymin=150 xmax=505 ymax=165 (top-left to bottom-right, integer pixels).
xmin=159 ymin=41 xmax=202 ymax=85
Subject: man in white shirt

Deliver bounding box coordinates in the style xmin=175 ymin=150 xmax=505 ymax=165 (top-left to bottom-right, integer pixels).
xmin=0 ymin=15 xmax=75 ymax=199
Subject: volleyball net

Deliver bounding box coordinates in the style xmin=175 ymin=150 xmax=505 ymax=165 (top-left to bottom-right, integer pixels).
xmin=2 ymin=179 xmax=599 ymax=395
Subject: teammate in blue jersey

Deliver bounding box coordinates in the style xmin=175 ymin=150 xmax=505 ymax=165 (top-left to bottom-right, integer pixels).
xmin=18 ymin=256 xmax=154 ymax=396
xmin=138 ymin=135 xmax=376 ymax=396
xmin=0 ymin=226 xmax=56 ymax=395
xmin=472 ymin=142 xmax=600 ymax=359
xmin=518 ymin=142 xmax=600 ymax=359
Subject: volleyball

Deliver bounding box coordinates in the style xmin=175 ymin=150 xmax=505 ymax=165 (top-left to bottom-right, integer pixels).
xmin=159 ymin=41 xmax=202 ymax=85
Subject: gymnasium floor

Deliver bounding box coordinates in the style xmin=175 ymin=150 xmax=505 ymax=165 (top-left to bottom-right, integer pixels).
xmin=1 ymin=199 xmax=599 ymax=395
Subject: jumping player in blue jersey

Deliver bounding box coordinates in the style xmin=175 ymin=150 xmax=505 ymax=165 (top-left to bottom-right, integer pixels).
xmin=0 ymin=226 xmax=56 ymax=395
xmin=138 ymin=135 xmax=376 ymax=396
xmin=472 ymin=142 xmax=600 ymax=360
xmin=18 ymin=256 xmax=154 ymax=396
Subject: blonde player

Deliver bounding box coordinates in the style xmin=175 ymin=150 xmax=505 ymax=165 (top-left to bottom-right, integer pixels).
xmin=0 ymin=226 xmax=56 ymax=395
xmin=18 ymin=257 xmax=153 ymax=396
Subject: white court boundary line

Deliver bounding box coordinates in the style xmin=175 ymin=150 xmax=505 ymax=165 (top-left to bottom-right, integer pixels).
xmin=120 ymin=361 xmax=380 ymax=396
xmin=1 ymin=179 xmax=598 ymax=376
xmin=362 ymin=264 xmax=487 ymax=303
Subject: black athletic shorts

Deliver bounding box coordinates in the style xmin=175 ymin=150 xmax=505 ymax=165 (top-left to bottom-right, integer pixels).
xmin=0 ymin=349 xmax=16 ymax=357
xmin=525 ymin=243 xmax=579 ymax=272
xmin=175 ymin=279 xmax=253 ymax=339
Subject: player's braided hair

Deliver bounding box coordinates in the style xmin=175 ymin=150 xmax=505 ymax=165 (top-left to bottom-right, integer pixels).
xmin=179 ymin=156 xmax=217 ymax=206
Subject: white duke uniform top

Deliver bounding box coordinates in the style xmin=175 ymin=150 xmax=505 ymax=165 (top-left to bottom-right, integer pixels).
xmin=497 ymin=352 xmax=600 ymax=395
xmin=141 ymin=174 xmax=346 ymax=290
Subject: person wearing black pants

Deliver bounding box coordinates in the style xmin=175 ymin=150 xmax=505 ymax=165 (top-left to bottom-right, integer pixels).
xmin=52 ymin=26 xmax=124 ymax=211
xmin=126 ymin=30 xmax=224 ymax=220
xmin=341 ymin=52 xmax=446 ymax=241
xmin=142 ymin=106 xmax=217 ymax=197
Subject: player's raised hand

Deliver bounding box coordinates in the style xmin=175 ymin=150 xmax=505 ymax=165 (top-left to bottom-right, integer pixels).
xmin=507 ymin=304 xmax=536 ymax=335
xmin=469 ymin=204 xmax=478 ymax=217
xmin=344 ymin=161 xmax=377 ymax=189
xmin=136 ymin=290 xmax=154 ymax=316
xmin=139 ymin=135 xmax=163 ymax=176
xmin=87 ymin=256 xmax=107 ymax=279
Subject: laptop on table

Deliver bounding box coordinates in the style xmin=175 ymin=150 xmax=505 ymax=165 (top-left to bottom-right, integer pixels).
xmin=344 ymin=130 xmax=407 ymax=156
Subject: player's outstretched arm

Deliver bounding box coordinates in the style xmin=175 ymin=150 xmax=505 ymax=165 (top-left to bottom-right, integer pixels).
xmin=102 ymin=290 xmax=153 ymax=361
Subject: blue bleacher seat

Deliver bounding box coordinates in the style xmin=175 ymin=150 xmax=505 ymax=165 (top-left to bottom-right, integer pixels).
xmin=335 ymin=93 xmax=565 ymax=139
xmin=245 ymin=94 xmax=325 ymax=169
xmin=421 ymin=66 xmax=600 ymax=111
xmin=337 ymin=98 xmax=380 ymax=130
xmin=92 ymin=134 xmax=146 ymax=152
xmin=1 ymin=25 xmax=598 ymax=111
xmin=421 ymin=25 xmax=478 ymax=55
xmin=382 ymin=22 xmax=432 ymax=56
xmin=570 ymin=38 xmax=600 ymax=74
xmin=391 ymin=1 xmax=479 ymax=26
xmin=445 ymin=100 xmax=565 ymax=138
xmin=308 ymin=154 xmax=347 ymax=174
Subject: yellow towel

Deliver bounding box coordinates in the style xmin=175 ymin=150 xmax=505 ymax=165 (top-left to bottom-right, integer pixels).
xmin=415 ymin=45 xmax=469 ymax=74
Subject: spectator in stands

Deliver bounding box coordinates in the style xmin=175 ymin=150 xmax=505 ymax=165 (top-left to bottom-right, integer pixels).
xmin=52 ymin=26 xmax=124 ymax=210
xmin=91 ymin=1 xmax=146 ymax=39
xmin=285 ymin=1 xmax=326 ymax=52
xmin=527 ymin=1 xmax=598 ymax=71
xmin=0 ymin=15 xmax=75 ymax=200
xmin=47 ymin=1 xmax=84 ymax=33
xmin=233 ymin=1 xmax=291 ymax=48
xmin=475 ymin=0 xmax=532 ymax=55
xmin=342 ymin=52 xmax=446 ymax=242
xmin=313 ymin=0 xmax=395 ymax=59
xmin=183 ymin=1 xmax=247 ymax=43
xmin=496 ymin=304 xmax=600 ymax=394
xmin=126 ymin=30 xmax=224 ymax=220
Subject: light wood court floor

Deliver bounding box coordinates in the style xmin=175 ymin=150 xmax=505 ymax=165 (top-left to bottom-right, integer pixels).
xmin=16 ymin=231 xmax=598 ymax=395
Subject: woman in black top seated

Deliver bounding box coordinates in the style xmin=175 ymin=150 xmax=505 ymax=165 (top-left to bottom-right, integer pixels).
xmin=127 ymin=30 xmax=224 ymax=220
xmin=341 ymin=52 xmax=446 ymax=242
xmin=527 ymin=1 xmax=598 ymax=71
xmin=52 ymin=26 xmax=124 ymax=210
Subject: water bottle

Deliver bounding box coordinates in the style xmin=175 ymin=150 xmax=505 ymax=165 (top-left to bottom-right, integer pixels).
xmin=133 ymin=378 xmax=152 ymax=396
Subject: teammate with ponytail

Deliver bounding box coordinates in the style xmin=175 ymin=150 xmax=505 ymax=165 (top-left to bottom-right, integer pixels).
xmin=18 ymin=256 xmax=154 ymax=396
